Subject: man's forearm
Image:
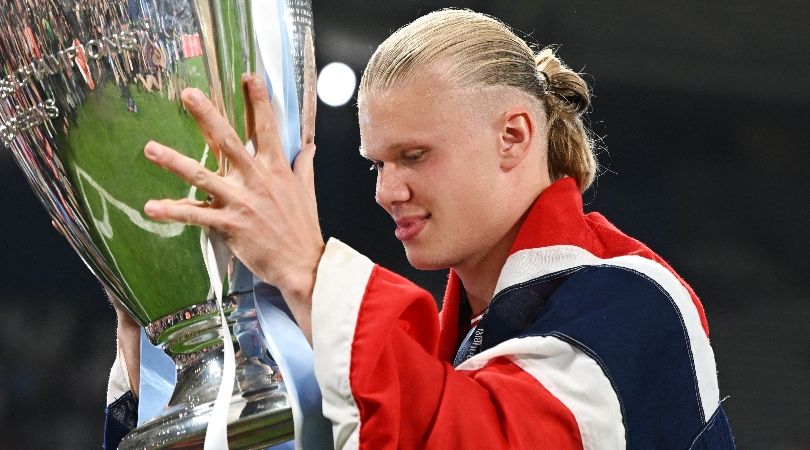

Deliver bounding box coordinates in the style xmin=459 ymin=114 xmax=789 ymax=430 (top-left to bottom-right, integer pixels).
xmin=114 ymin=302 xmax=141 ymax=397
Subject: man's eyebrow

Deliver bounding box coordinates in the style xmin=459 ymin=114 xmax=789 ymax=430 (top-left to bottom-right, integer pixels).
xmin=360 ymin=143 xmax=423 ymax=160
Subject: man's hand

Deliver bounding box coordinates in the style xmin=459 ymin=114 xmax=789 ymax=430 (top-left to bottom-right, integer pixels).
xmin=142 ymin=74 xmax=322 ymax=342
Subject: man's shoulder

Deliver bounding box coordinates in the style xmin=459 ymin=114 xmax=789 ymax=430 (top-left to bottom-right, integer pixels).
xmin=472 ymin=248 xmax=724 ymax=448
xmin=486 ymin=247 xmax=702 ymax=352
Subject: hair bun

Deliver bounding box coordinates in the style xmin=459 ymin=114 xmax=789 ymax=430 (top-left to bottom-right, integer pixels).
xmin=547 ymin=72 xmax=590 ymax=116
xmin=534 ymin=48 xmax=590 ymax=116
xmin=533 ymin=47 xmax=596 ymax=190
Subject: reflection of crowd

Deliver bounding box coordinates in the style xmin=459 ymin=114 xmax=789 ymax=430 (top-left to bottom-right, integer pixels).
xmin=0 ymin=0 xmax=200 ymax=309
xmin=0 ymin=0 xmax=196 ymax=131
xmin=68 ymin=0 xmax=196 ymax=106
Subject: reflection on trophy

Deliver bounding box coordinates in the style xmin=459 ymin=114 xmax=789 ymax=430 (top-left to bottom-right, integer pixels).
xmin=0 ymin=0 xmax=315 ymax=447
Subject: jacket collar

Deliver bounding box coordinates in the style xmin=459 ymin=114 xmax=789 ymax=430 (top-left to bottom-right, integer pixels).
xmin=438 ymin=177 xmax=586 ymax=361
xmin=437 ymin=176 xmax=708 ymax=362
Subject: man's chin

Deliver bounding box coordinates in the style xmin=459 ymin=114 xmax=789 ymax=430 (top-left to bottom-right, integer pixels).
xmin=403 ymin=247 xmax=449 ymax=271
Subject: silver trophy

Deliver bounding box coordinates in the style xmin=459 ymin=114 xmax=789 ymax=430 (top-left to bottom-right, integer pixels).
xmin=0 ymin=0 xmax=315 ymax=448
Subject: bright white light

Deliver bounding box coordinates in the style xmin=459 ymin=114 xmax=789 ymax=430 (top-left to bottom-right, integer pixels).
xmin=317 ymin=62 xmax=356 ymax=107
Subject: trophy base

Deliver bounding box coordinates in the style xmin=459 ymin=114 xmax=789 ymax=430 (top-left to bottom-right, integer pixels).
xmin=118 ymin=387 xmax=293 ymax=449
xmin=120 ymin=292 xmax=295 ymax=449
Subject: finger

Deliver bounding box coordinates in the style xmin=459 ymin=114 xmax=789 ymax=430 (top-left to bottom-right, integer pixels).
xmin=170 ymin=197 xmax=211 ymax=207
xmin=180 ymin=88 xmax=254 ymax=171
xmin=144 ymin=198 xmax=222 ymax=227
xmin=293 ymin=143 xmax=316 ymax=197
xmin=178 ymin=88 xmax=222 ymax=161
xmin=245 ymin=74 xmax=286 ymax=168
xmin=145 ymin=141 xmax=237 ymax=203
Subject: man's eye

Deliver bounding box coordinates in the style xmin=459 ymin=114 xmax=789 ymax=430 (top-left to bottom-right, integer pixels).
xmin=369 ymin=161 xmax=384 ymax=171
xmin=404 ymin=151 xmax=425 ymax=162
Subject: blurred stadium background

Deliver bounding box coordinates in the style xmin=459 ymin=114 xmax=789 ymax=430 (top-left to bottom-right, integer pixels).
xmin=1 ymin=0 xmax=808 ymax=448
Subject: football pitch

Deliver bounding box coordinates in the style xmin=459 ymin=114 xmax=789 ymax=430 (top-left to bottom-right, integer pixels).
xmin=57 ymin=56 xmax=221 ymax=323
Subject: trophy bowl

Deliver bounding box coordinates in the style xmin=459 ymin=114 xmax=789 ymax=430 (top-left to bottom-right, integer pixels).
xmin=0 ymin=0 xmax=315 ymax=448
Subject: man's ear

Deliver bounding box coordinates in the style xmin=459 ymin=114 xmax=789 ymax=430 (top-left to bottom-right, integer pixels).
xmin=498 ymin=108 xmax=534 ymax=171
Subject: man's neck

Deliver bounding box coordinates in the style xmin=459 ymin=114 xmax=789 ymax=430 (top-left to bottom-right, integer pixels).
xmin=455 ymin=221 xmax=522 ymax=317
xmin=453 ymin=177 xmax=550 ymax=318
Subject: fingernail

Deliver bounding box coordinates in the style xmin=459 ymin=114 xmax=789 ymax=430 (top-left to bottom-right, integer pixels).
xmin=183 ymin=88 xmax=201 ymax=105
xmin=252 ymin=74 xmax=262 ymax=89
xmin=144 ymin=142 xmax=161 ymax=159
xmin=144 ymin=201 xmax=159 ymax=215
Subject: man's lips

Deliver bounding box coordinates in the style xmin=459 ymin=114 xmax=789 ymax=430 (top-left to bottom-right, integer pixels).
xmin=394 ymin=214 xmax=430 ymax=241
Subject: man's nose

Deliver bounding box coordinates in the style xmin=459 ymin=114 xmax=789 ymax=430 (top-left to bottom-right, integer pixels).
xmin=375 ymin=166 xmax=411 ymax=207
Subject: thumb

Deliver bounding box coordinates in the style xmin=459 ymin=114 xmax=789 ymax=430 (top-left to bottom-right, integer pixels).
xmin=293 ymin=143 xmax=316 ymax=196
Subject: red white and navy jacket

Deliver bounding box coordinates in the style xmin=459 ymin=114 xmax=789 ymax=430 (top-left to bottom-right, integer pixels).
xmin=310 ymin=177 xmax=734 ymax=449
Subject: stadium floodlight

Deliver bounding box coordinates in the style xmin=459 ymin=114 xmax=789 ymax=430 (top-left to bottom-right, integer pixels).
xmin=317 ymin=62 xmax=357 ymax=107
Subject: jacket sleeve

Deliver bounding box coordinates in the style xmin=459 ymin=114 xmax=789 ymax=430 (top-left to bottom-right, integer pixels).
xmin=311 ymin=239 xmax=600 ymax=450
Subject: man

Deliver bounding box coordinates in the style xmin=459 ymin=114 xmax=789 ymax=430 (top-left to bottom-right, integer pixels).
xmin=110 ymin=9 xmax=735 ymax=449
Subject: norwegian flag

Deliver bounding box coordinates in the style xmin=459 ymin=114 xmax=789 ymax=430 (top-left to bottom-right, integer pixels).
xmin=182 ymin=34 xmax=202 ymax=58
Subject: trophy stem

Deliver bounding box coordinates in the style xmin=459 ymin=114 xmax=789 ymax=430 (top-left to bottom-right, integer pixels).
xmin=119 ymin=292 xmax=294 ymax=449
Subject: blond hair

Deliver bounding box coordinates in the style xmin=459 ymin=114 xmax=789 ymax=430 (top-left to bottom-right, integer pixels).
xmin=359 ymin=9 xmax=597 ymax=191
